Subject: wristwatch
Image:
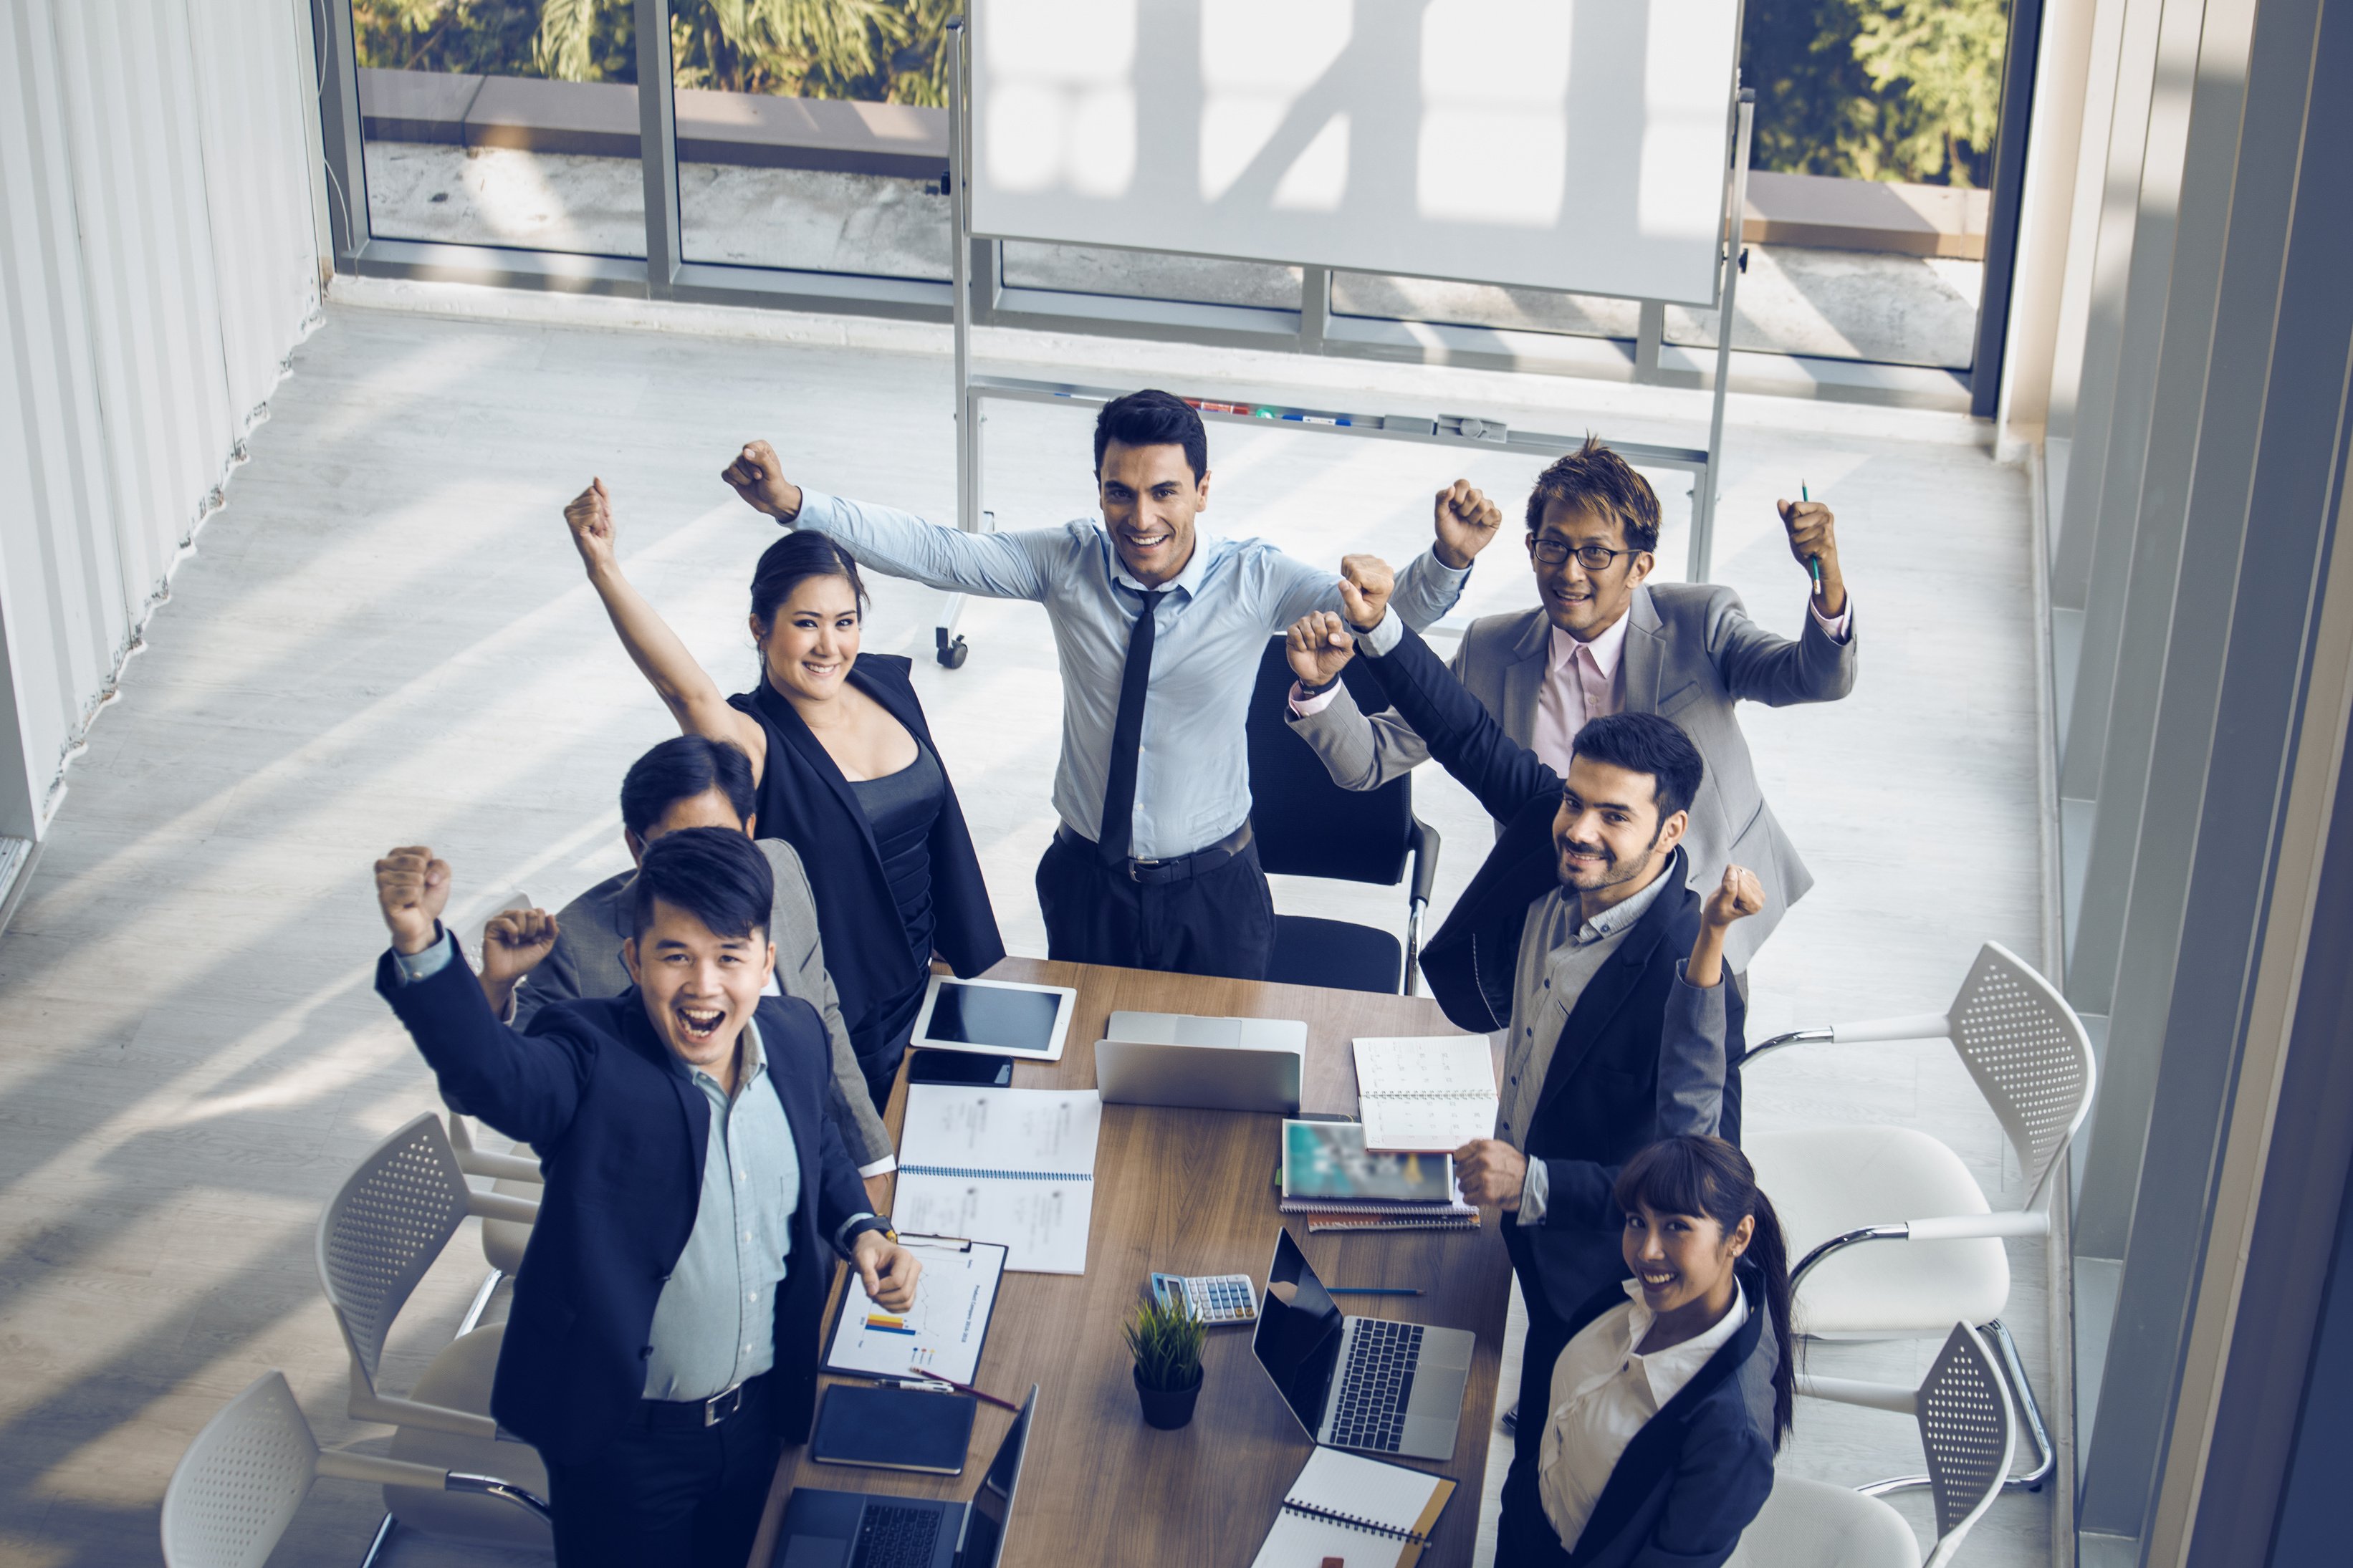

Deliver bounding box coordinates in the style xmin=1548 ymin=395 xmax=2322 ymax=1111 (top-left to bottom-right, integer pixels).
xmin=842 ymin=1215 xmax=897 ymax=1249
xmin=1296 ymin=673 xmax=1342 ymax=700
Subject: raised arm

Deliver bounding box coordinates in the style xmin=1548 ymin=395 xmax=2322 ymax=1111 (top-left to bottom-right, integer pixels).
xmin=1656 ymin=867 xmax=1763 ymax=1139
xmin=564 ymin=479 xmax=770 ymax=773
xmin=1700 ymin=499 xmax=1856 ymax=706
xmin=722 ymin=441 xmax=1053 ymax=601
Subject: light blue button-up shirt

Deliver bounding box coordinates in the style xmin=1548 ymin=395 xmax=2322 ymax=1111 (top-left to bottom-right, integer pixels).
xmin=791 ymin=491 xmax=1470 ymax=860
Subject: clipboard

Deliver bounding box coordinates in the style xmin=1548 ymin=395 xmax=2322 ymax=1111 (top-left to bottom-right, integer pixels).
xmin=822 ymin=1233 xmax=1009 ymax=1390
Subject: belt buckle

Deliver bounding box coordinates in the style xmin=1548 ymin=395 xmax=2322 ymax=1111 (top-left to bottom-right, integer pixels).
xmin=703 ymin=1384 xmax=744 ymax=1426
xmin=1128 ymin=857 xmax=1159 ymax=882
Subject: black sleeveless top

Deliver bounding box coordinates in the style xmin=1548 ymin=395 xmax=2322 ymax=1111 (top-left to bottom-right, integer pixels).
xmin=846 ymin=740 xmax=944 ymax=980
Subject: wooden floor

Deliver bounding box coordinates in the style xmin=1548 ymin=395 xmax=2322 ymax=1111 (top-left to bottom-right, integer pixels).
xmin=0 ymin=291 xmax=2050 ymax=1567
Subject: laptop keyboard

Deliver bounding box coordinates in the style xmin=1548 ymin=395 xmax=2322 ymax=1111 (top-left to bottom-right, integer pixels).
xmin=1328 ymin=1318 xmax=1425 ymax=1452
xmin=850 ymin=1504 xmax=942 ymax=1568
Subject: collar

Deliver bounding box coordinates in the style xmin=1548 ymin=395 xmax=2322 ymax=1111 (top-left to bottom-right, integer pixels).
xmin=1108 ymin=528 xmax=1214 ymax=600
xmin=1616 ymin=1276 xmax=1748 ymax=1406
xmin=1551 ymin=609 xmax=1631 ymax=678
xmin=1570 ymin=860 xmax=1673 ymax=944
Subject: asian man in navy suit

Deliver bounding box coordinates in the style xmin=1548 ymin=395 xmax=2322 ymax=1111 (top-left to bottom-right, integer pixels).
xmin=373 ymin=827 xmax=923 ymax=1568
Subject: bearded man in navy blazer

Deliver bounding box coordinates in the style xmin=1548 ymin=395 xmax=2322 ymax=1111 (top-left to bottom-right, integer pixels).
xmin=373 ymin=827 xmax=923 ymax=1568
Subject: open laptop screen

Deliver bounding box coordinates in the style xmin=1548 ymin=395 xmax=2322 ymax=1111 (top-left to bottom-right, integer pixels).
xmin=954 ymin=1386 xmax=1037 ymax=1568
xmin=1252 ymin=1230 xmax=1345 ymax=1438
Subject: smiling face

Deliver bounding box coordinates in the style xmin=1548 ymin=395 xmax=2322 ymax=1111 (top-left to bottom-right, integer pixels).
xmin=1622 ymin=1198 xmax=1753 ymax=1318
xmin=1552 ymin=754 xmax=1687 ymax=899
xmin=622 ymin=897 xmax=776 ymax=1079
xmin=754 ymin=573 xmax=861 ymax=703
xmin=1097 ymin=438 xmax=1208 ymax=588
xmin=1530 ymin=498 xmax=1652 ymax=640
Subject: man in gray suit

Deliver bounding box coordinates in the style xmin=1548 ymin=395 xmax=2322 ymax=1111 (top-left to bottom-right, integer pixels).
xmin=476 ymin=736 xmax=896 ymax=1206
xmin=1286 ymin=436 xmax=1854 ymax=973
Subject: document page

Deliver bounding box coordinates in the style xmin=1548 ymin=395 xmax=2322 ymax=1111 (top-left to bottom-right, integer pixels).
xmin=1353 ymin=1035 xmax=1500 ymax=1152
xmin=1249 ymin=1447 xmax=1455 ymax=1567
xmin=823 ymin=1236 xmax=1007 ymax=1387
xmin=895 ymin=1086 xmax=1103 ymax=1274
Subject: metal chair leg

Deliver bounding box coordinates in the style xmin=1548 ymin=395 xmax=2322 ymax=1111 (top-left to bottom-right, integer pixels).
xmin=356 ymin=1512 xmax=396 ymax=1568
xmin=1853 ymin=1319 xmax=2054 ymax=1496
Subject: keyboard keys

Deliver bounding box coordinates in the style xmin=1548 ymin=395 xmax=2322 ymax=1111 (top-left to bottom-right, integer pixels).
xmin=853 ymin=1504 xmax=942 ymax=1568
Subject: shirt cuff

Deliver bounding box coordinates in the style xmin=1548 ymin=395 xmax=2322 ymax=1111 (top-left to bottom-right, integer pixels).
xmin=1288 ymin=680 xmax=1342 ymax=717
xmin=1810 ymin=597 xmax=1852 ymax=643
xmin=392 ymin=928 xmax=458 ymax=984
xmin=1356 ymin=611 xmax=1404 ymax=657
xmin=833 ymin=1211 xmax=881 ymax=1258
xmin=856 ymin=1155 xmax=898 ymax=1179
xmin=790 ymin=489 xmax=843 ymax=532
xmin=1515 ymin=1158 xmax=1549 ymax=1225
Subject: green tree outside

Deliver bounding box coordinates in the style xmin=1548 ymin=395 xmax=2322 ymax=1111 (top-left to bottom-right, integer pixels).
xmin=1744 ymin=0 xmax=2008 ymax=187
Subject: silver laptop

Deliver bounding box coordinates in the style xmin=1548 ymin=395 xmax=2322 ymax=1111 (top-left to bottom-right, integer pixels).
xmin=1251 ymin=1229 xmax=1473 ymax=1461
xmin=773 ymin=1387 xmax=1037 ymax=1568
xmin=1096 ymin=1012 xmax=1306 ymax=1114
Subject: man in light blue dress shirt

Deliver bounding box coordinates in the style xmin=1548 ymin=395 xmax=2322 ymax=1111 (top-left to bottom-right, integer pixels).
xmin=719 ymin=390 xmax=1503 ymax=979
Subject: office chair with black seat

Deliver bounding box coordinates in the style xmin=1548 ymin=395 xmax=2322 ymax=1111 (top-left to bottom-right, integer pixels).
xmin=1245 ymin=636 xmax=1441 ymax=994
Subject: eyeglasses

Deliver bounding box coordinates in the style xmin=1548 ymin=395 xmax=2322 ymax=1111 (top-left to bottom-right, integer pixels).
xmin=1530 ymin=538 xmax=1643 ymax=571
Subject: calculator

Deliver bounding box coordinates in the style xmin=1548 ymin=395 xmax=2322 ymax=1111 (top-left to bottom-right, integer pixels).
xmin=1150 ymin=1271 xmax=1258 ymax=1326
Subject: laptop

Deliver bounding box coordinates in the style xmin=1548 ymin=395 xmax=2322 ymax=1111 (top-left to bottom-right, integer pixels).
xmin=774 ymin=1386 xmax=1038 ymax=1568
xmin=1252 ymin=1229 xmax=1473 ymax=1461
xmin=1096 ymin=1011 xmax=1306 ymax=1115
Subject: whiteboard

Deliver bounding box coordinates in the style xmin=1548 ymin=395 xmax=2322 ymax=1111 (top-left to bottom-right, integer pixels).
xmin=969 ymin=0 xmax=1743 ymax=307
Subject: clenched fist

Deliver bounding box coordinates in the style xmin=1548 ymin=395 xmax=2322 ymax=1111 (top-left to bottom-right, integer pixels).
xmin=1774 ymin=499 xmax=1845 ymax=615
xmin=1702 ymin=865 xmax=1765 ymax=930
xmin=481 ymin=908 xmax=560 ymax=989
xmin=1454 ymin=1138 xmax=1530 ymax=1211
xmin=1285 ymin=610 xmax=1356 ymax=688
xmin=1433 ymin=480 xmax=1503 ymax=569
xmin=1337 ymin=554 xmax=1395 ymax=632
xmin=564 ymin=478 xmax=618 ymax=574
xmin=376 ymin=847 xmax=452 ymax=956
xmin=721 ymin=441 xmax=803 ymax=521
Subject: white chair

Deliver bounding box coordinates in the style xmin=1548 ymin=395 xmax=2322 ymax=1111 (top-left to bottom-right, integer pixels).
xmin=317 ymin=1112 xmax=551 ymax=1559
xmin=1728 ymin=1324 xmax=2015 ymax=1568
xmin=160 ymin=1370 xmax=547 ymax=1568
xmin=446 ymin=1113 xmax=540 ymax=1314
xmin=1742 ymin=941 xmax=2094 ymax=1493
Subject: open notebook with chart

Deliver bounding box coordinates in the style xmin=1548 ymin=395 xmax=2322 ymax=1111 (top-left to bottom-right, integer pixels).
xmin=893 ymin=1084 xmax=1103 ymax=1274
xmin=823 ymin=1234 xmax=1008 ymax=1387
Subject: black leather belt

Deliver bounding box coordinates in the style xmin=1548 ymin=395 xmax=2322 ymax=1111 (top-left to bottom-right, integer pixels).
xmin=1056 ymin=820 xmax=1254 ymax=884
xmin=636 ymin=1375 xmax=764 ymax=1430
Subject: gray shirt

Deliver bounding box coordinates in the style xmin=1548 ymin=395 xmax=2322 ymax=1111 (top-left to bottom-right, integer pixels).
xmin=642 ymin=1021 xmax=799 ymax=1402
xmin=790 ymin=490 xmax=1468 ymax=859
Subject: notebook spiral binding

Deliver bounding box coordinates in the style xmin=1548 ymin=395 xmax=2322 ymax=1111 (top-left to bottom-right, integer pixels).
xmin=898 ymin=1164 xmax=1093 ymax=1182
xmin=1359 ymin=1089 xmax=1489 ymax=1100
xmin=1278 ymin=1499 xmax=1432 ymax=1544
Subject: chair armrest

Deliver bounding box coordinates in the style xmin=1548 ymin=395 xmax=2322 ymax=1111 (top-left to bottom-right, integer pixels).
xmin=1793 ymin=1211 xmax=2050 ymax=1285
xmin=315 ymin=1448 xmax=457 ymax=1489
xmin=348 ymin=1388 xmax=501 ymax=1443
xmin=1745 ymin=1009 xmax=1955 ymax=1066
xmin=466 ymin=1191 xmax=540 ymax=1226
xmin=458 ymin=1148 xmax=545 ymax=1185
xmin=1406 ymin=817 xmax=1441 ymax=909
xmin=1796 ymin=1374 xmax=1918 ymax=1417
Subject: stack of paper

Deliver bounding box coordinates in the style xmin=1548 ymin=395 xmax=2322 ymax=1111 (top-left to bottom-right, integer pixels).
xmin=893 ymin=1084 xmax=1103 ymax=1275
xmin=1279 ymin=1121 xmax=1473 ymax=1220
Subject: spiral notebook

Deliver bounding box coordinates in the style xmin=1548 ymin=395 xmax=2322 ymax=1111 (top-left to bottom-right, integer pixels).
xmin=1352 ymin=1036 xmax=1500 ymax=1153
xmin=1248 ymin=1447 xmax=1455 ymax=1568
xmin=892 ymin=1084 xmax=1102 ymax=1275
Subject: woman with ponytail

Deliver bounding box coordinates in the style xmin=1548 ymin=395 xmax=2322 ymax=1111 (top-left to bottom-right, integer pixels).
xmin=1495 ymin=1134 xmax=1794 ymax=1567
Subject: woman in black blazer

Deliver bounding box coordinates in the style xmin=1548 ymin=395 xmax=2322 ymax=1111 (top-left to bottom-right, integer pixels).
xmin=1498 ymin=1135 xmax=1793 ymax=1568
xmin=564 ymin=478 xmax=1004 ymax=1108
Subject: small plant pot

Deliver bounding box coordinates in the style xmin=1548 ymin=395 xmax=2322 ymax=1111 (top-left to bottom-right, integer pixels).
xmin=1134 ymin=1366 xmax=1204 ymax=1430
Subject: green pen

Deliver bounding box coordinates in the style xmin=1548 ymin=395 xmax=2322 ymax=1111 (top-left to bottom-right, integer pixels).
xmin=1802 ymin=483 xmax=1822 ymax=592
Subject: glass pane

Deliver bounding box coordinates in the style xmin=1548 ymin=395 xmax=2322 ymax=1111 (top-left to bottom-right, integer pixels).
xmin=1330 ymin=274 xmax=1636 ymax=340
xmin=351 ymin=1 xmax=646 ymax=258
xmin=670 ymin=5 xmax=952 ymax=278
xmin=1002 ymin=244 xmax=1301 ymax=311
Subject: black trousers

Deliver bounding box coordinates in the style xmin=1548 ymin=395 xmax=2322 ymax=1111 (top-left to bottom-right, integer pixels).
xmin=545 ymin=1376 xmax=780 ymax=1568
xmin=1497 ymin=1245 xmax=1583 ymax=1565
xmin=1035 ymin=831 xmax=1275 ymax=981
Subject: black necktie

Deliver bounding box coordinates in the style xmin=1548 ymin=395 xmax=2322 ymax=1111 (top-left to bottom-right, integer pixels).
xmin=1098 ymin=588 xmax=1165 ymax=863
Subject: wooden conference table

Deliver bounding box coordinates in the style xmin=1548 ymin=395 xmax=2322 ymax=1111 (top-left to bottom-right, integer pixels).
xmin=747 ymin=957 xmax=1514 ymax=1568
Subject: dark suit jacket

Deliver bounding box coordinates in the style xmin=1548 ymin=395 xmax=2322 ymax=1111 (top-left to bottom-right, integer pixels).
xmin=1499 ymin=1259 xmax=1781 ymax=1568
xmin=376 ymin=945 xmax=869 ymax=1466
xmin=730 ymin=656 xmax=1004 ymax=1060
xmin=1351 ymin=624 xmax=1745 ymax=1317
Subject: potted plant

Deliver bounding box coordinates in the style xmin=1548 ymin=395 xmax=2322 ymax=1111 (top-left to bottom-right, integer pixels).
xmin=1125 ymin=1296 xmax=1207 ymax=1430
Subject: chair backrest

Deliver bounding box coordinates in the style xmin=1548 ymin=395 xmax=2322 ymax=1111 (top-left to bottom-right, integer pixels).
xmin=160 ymin=1371 xmax=317 ymax=1568
xmin=1945 ymin=943 xmax=2098 ymax=1208
xmin=1245 ymin=636 xmax=1417 ymax=885
xmin=315 ymin=1112 xmax=475 ymax=1393
xmin=1918 ymin=1323 xmax=2016 ymax=1568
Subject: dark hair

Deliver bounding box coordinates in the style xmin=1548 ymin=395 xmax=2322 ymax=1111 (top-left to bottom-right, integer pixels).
xmin=1093 ymin=388 xmax=1208 ymax=484
xmin=750 ymin=530 xmax=867 ymax=630
xmin=1570 ymin=711 xmax=1704 ymax=821
xmin=1614 ymin=1135 xmax=1796 ymax=1449
xmin=1526 ymin=436 xmax=1663 ymax=554
xmin=619 ymin=736 xmax=757 ymax=840
xmin=629 ymin=826 xmax=772 ymax=941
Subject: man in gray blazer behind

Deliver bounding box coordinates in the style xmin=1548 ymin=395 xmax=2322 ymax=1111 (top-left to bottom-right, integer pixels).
xmin=478 ymin=736 xmax=896 ymax=1206
xmin=1287 ymin=437 xmax=1854 ymax=974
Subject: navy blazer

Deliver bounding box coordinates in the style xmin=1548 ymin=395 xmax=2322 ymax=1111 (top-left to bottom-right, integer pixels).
xmin=1500 ymin=1259 xmax=1781 ymax=1568
xmin=1349 ymin=625 xmax=1745 ymax=1317
xmin=730 ymin=656 xmax=1004 ymax=1053
xmin=375 ymin=946 xmax=870 ymax=1466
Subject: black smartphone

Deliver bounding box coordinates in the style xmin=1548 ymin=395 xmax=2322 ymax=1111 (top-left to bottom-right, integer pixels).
xmin=907 ymin=1049 xmax=1015 ymax=1088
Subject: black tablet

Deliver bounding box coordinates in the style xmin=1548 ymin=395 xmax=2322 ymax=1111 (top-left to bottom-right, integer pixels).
xmin=909 ymin=976 xmax=1077 ymax=1063
xmin=809 ymin=1383 xmax=977 ymax=1476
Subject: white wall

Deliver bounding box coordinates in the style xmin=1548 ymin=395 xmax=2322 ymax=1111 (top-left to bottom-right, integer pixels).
xmin=0 ymin=0 xmax=321 ymax=840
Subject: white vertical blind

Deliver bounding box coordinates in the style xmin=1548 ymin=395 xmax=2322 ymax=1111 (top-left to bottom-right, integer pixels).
xmin=0 ymin=0 xmax=320 ymax=837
